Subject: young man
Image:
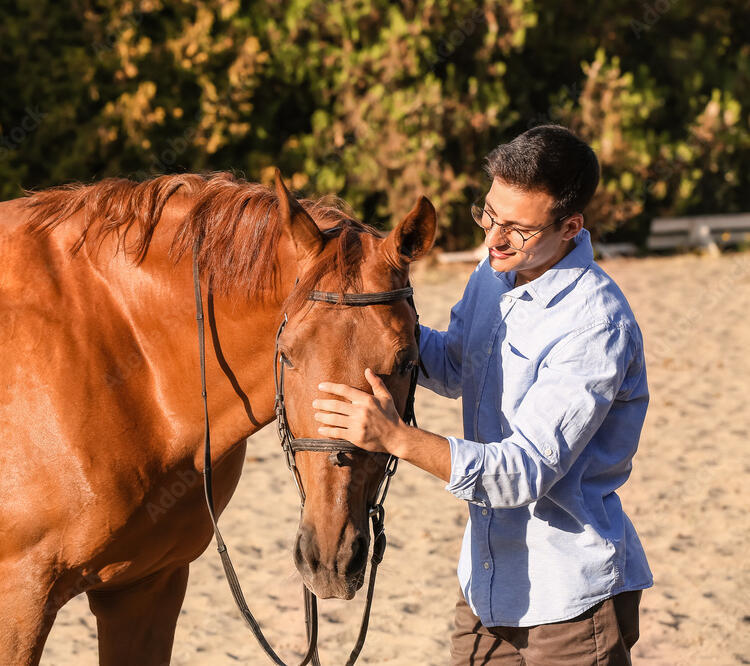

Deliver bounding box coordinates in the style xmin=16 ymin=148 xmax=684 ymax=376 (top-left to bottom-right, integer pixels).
xmin=313 ymin=125 xmax=653 ymax=665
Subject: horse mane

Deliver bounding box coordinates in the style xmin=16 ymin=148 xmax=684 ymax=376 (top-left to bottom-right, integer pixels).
xmin=22 ymin=172 xmax=380 ymax=308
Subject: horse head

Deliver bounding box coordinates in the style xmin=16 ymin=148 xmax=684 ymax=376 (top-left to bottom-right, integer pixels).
xmin=273 ymin=173 xmax=436 ymax=599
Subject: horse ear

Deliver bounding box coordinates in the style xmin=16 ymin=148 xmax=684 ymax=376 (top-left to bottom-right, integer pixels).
xmin=274 ymin=169 xmax=324 ymax=263
xmin=382 ymin=196 xmax=437 ymax=266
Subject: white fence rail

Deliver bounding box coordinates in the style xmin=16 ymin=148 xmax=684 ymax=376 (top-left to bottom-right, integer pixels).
xmin=647 ymin=214 xmax=750 ymax=253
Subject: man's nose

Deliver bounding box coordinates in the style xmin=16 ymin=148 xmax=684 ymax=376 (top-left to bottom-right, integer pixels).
xmin=486 ymin=227 xmax=511 ymax=247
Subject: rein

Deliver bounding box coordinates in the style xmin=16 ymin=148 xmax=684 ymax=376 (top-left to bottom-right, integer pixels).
xmin=193 ymin=247 xmax=423 ymax=665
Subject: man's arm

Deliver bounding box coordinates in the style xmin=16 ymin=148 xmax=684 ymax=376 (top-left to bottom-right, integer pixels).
xmin=417 ymin=261 xmax=483 ymax=398
xmin=383 ymin=422 xmax=452 ymax=482
xmin=314 ymin=369 xmax=452 ymax=482
xmin=315 ymin=322 xmax=647 ymax=507
xmin=442 ymin=321 xmax=647 ymax=508
xmin=417 ymin=323 xmax=464 ymax=399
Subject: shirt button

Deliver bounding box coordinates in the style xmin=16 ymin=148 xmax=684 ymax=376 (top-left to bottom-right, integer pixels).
xmin=544 ymin=447 xmax=553 ymax=457
xmin=483 ymin=561 xmax=490 ymax=570
xmin=482 ymin=509 xmax=488 ymax=516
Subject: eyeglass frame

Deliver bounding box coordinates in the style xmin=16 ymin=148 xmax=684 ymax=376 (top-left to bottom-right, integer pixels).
xmin=471 ymin=201 xmax=574 ymax=250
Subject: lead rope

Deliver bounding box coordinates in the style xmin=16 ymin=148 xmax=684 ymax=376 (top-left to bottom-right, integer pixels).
xmin=194 ymin=246 xmax=319 ymax=666
xmin=273 ymin=314 xmax=406 ymax=666
xmin=194 ymin=246 xmax=417 ymax=666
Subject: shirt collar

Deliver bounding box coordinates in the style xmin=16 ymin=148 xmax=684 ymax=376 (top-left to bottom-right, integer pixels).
xmin=495 ymin=228 xmax=595 ymax=307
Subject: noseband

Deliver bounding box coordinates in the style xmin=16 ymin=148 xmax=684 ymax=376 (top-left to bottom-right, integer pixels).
xmin=274 ymin=285 xmax=421 ymax=502
xmin=193 ymin=245 xmax=424 ymax=666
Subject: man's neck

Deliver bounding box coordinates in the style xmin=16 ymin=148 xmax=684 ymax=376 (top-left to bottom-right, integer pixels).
xmin=514 ymin=238 xmax=576 ymax=288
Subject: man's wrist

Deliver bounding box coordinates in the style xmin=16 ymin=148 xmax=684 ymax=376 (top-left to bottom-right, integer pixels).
xmin=384 ymin=422 xmax=452 ymax=482
xmin=387 ymin=419 xmax=412 ymax=459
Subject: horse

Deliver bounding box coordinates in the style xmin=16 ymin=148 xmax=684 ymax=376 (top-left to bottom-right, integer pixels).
xmin=0 ymin=170 xmax=436 ymax=665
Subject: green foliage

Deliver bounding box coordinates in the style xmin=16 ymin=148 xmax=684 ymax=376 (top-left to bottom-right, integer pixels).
xmin=1 ymin=0 xmax=748 ymax=248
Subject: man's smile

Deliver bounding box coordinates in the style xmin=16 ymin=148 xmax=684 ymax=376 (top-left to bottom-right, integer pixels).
xmin=489 ymin=247 xmax=517 ymax=260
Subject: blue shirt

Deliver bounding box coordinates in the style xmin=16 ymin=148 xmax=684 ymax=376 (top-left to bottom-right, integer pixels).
xmin=418 ymin=228 xmax=653 ymax=627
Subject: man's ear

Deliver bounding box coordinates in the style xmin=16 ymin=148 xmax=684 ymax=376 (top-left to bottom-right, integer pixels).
xmin=274 ymin=168 xmax=324 ymax=263
xmin=381 ymin=196 xmax=437 ymax=267
xmin=561 ymin=213 xmax=585 ymax=241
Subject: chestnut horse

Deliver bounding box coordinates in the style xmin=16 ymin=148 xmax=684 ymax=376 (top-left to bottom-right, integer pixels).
xmin=0 ymin=171 xmax=436 ymax=665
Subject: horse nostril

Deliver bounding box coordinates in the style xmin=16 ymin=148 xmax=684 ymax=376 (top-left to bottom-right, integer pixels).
xmin=295 ymin=526 xmax=320 ymax=574
xmin=346 ymin=534 xmax=369 ymax=577
xmin=294 ymin=533 xmax=305 ymax=570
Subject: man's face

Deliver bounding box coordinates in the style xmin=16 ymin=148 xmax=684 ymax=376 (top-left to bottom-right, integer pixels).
xmin=481 ymin=178 xmax=581 ymax=276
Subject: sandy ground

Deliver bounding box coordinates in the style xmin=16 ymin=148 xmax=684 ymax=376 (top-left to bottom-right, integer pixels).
xmin=42 ymin=251 xmax=750 ymax=665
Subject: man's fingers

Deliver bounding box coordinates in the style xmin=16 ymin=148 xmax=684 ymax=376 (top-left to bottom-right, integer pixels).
xmin=312 ymin=398 xmax=354 ymax=415
xmin=313 ymin=412 xmax=350 ymax=428
xmin=317 ymin=426 xmax=348 ymax=440
xmin=318 ymin=381 xmax=368 ymax=403
xmin=364 ymin=368 xmax=392 ymax=400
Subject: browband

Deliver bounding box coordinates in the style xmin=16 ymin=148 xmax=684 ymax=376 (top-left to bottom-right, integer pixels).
xmin=289 ymin=438 xmax=391 ymax=455
xmin=307 ymin=286 xmax=414 ymax=306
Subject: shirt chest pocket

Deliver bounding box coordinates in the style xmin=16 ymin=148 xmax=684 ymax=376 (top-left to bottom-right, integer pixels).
xmin=500 ymin=340 xmax=539 ymax=409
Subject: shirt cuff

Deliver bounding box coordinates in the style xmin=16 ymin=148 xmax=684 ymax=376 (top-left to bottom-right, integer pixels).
xmin=444 ymin=436 xmax=488 ymax=505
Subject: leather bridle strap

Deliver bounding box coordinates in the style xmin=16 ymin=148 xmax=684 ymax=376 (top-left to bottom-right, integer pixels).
xmin=194 ymin=239 xmax=423 ymax=666
xmin=270 ymin=285 xmax=421 ymax=666
xmin=274 ymin=286 xmax=421 ymax=459
xmin=307 ymin=286 xmax=414 ymax=305
xmin=194 ymin=247 xmax=320 ymax=666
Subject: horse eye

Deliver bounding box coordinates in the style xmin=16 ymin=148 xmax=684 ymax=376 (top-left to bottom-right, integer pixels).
xmin=398 ymin=359 xmax=416 ymax=376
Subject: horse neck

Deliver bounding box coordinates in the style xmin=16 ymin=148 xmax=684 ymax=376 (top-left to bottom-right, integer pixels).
xmin=86 ymin=195 xmax=295 ymax=466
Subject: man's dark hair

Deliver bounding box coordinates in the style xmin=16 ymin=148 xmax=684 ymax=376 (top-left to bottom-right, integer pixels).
xmin=484 ymin=125 xmax=600 ymax=219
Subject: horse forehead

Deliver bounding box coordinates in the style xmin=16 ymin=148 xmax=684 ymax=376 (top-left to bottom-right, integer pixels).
xmin=308 ymin=303 xmax=408 ymax=339
xmin=357 ymin=233 xmax=390 ymax=270
xmin=298 ymin=299 xmax=413 ymax=352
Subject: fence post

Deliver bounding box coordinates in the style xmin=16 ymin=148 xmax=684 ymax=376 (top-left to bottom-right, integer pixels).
xmin=689 ymin=220 xmax=720 ymax=256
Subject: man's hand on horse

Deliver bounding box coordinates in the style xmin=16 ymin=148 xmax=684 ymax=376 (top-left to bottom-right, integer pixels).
xmin=314 ymin=369 xmax=404 ymax=455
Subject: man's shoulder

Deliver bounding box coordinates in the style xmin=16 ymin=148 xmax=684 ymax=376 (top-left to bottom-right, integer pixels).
xmin=568 ymin=261 xmax=640 ymax=333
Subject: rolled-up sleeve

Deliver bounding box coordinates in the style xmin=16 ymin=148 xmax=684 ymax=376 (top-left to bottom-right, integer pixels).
xmin=445 ymin=322 xmax=645 ymax=508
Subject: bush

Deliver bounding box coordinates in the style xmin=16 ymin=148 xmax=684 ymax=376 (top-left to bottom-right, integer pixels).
xmin=1 ymin=0 xmax=748 ymax=249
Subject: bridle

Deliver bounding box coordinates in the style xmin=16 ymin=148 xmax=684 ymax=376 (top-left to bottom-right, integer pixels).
xmin=274 ymin=285 xmax=420 ymax=494
xmin=192 ymin=245 xmax=424 ymax=665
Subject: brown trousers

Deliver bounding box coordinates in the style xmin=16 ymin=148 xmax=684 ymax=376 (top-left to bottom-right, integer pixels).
xmin=450 ymin=589 xmax=642 ymax=666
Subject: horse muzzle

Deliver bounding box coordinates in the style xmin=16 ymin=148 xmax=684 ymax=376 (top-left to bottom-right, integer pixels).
xmin=293 ymin=523 xmax=370 ymax=600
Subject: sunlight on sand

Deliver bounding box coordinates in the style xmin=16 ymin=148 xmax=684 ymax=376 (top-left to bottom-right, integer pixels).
xmin=43 ymin=252 xmax=750 ymax=665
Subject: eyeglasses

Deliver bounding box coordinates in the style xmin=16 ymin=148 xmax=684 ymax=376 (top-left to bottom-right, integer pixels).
xmin=470 ymin=202 xmax=570 ymax=251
